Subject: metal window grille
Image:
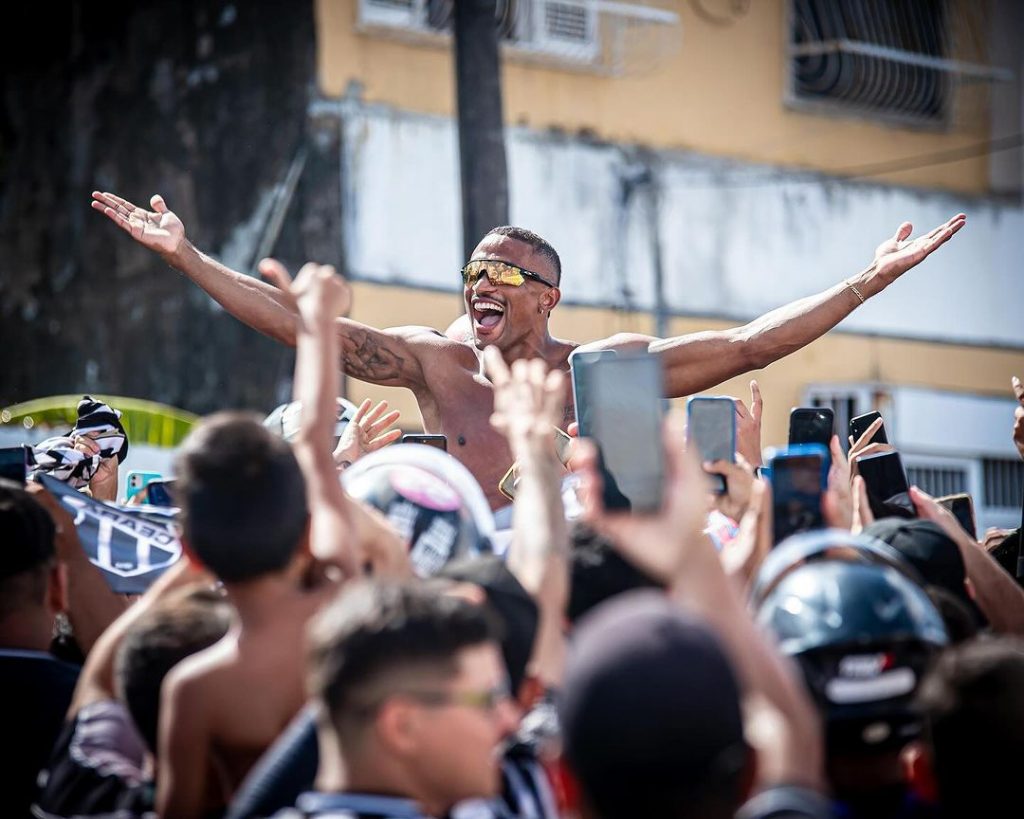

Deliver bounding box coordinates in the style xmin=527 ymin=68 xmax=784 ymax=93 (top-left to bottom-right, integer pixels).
xmin=788 ymin=0 xmax=1009 ymax=127
xmin=905 ymin=465 xmax=968 ymax=498
xmin=982 ymin=457 xmax=1024 ymax=510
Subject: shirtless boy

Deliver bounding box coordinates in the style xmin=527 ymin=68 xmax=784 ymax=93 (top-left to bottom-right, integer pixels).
xmin=92 ymin=191 xmax=965 ymax=510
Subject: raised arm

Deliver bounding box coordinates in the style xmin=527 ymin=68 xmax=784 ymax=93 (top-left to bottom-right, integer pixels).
xmin=598 ymin=215 xmax=965 ymax=397
xmin=91 ymin=191 xmax=427 ymax=389
xmin=484 ymin=348 xmax=570 ymax=689
xmin=261 ymin=260 xmax=410 ymax=579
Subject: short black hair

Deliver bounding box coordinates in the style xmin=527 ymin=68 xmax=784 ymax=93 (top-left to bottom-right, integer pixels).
xmin=115 ymin=585 xmax=232 ymax=751
xmin=175 ymin=412 xmax=309 ymax=583
xmin=484 ymin=226 xmax=561 ymax=285
xmin=919 ymin=637 xmax=1024 ymax=817
xmin=568 ymin=524 xmax=663 ymax=624
xmin=307 ymin=581 xmax=500 ymax=739
xmin=0 ymin=480 xmax=57 ymax=620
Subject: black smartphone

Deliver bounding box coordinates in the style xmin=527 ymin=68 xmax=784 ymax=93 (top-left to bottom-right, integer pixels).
xmin=936 ymin=493 xmax=977 ymax=539
xmin=572 ymin=350 xmax=664 ymax=513
xmin=401 ymin=434 xmax=448 ymax=452
xmin=686 ymin=397 xmax=736 ymax=494
xmin=0 ymin=445 xmax=29 ymax=484
xmin=144 ymin=479 xmax=177 ymax=507
xmin=855 ymin=451 xmax=916 ymax=520
xmin=788 ymin=407 xmax=834 ymax=447
xmin=849 ymin=411 xmax=888 ymax=446
xmin=770 ymin=445 xmax=828 ymax=545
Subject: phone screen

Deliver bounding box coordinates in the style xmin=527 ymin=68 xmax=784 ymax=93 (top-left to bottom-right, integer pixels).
xmin=687 ymin=397 xmax=735 ymax=493
xmin=937 ymin=494 xmax=976 ymax=539
xmin=573 ymin=351 xmax=664 ymax=513
xmin=789 ymin=407 xmax=834 ymax=447
xmin=401 ymin=434 xmax=448 ymax=452
xmin=770 ymin=451 xmax=826 ymax=545
xmin=856 ymin=451 xmax=915 ymax=519
xmin=0 ymin=446 xmax=28 ymax=484
xmin=849 ymin=411 xmax=888 ymax=446
xmin=145 ymin=480 xmax=177 ymax=507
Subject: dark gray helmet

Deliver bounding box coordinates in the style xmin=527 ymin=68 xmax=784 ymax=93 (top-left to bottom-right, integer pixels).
xmin=755 ymin=530 xmax=948 ymax=753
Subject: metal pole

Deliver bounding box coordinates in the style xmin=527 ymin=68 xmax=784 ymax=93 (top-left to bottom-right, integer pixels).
xmin=453 ymin=0 xmax=509 ymax=261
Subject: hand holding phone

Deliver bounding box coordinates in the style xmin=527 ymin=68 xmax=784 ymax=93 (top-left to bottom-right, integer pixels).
xmin=936 ymin=493 xmax=976 ymax=539
xmin=854 ymin=451 xmax=916 ymax=520
xmin=849 ymin=411 xmax=888 ymax=446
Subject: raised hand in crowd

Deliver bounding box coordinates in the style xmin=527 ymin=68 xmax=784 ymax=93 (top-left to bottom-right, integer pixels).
xmin=910 ymin=485 xmax=1024 ymax=636
xmin=484 ymin=347 xmax=569 ymax=688
xmin=574 ymin=412 xmax=824 ymax=793
xmin=822 ymin=434 xmax=854 ymax=530
xmin=332 ymin=398 xmax=402 ymax=471
xmin=847 ymin=414 xmax=894 ymax=468
xmin=719 ymin=478 xmax=772 ymax=592
xmin=734 ymin=379 xmax=763 ymax=467
xmin=705 ymin=455 xmax=755 ymax=523
xmin=91 ymin=191 xmax=185 ymax=259
xmin=72 ymin=435 xmax=118 ymax=502
xmin=261 ymin=258 xmax=407 ymax=579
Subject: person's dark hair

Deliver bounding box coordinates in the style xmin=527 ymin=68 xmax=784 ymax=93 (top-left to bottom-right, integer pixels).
xmin=560 ymin=592 xmax=749 ymax=819
xmin=484 ymin=226 xmax=561 ymax=285
xmin=307 ymin=581 xmax=500 ymax=738
xmin=0 ymin=479 xmax=57 ymax=620
xmin=919 ymin=637 xmax=1024 ymax=818
xmin=568 ymin=525 xmax=663 ymax=623
xmin=175 ymin=412 xmax=309 ymax=583
xmin=115 ymin=585 xmax=232 ymax=751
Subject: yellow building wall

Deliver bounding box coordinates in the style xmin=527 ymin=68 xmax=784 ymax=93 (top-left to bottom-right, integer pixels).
xmin=345 ymin=282 xmax=1024 ymax=448
xmin=317 ymin=0 xmax=992 ymax=194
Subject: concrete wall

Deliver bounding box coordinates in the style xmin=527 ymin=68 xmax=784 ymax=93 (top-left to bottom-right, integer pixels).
xmin=318 ymin=0 xmax=997 ymax=194
xmin=338 ymin=101 xmax=1024 ymax=349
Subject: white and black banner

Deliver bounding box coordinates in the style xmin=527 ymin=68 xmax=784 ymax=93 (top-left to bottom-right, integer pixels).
xmin=40 ymin=474 xmax=182 ymax=594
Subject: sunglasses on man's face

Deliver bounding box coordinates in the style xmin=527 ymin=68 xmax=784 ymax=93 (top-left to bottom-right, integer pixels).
xmin=461 ymin=259 xmax=557 ymax=289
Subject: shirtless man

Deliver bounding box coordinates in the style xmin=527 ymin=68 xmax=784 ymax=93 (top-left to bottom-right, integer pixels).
xmin=91 ymin=191 xmax=965 ymax=510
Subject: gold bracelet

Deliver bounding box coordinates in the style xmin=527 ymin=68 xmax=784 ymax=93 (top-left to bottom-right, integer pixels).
xmin=846 ymin=279 xmax=866 ymax=305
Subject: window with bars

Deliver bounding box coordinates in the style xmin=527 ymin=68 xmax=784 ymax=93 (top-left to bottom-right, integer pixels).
xmin=905 ymin=464 xmax=968 ymax=498
xmin=982 ymin=458 xmax=1024 ymax=510
xmin=789 ymin=0 xmax=950 ymax=125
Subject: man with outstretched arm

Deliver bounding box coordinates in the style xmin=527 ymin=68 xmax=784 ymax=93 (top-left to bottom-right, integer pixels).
xmin=91 ymin=190 xmax=965 ymax=510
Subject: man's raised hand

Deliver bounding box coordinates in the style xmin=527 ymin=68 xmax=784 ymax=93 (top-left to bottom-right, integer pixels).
xmin=91 ymin=192 xmax=186 ymax=258
xmin=870 ymin=213 xmax=966 ymax=288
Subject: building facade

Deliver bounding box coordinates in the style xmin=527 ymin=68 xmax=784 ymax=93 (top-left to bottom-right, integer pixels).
xmin=313 ymin=0 xmax=1024 ymax=532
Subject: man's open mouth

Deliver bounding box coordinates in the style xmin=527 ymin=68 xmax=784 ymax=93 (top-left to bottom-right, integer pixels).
xmin=471 ymin=298 xmax=506 ymax=333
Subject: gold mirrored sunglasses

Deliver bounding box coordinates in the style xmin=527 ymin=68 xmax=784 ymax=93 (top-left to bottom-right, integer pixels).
xmin=461 ymin=259 xmax=557 ymax=289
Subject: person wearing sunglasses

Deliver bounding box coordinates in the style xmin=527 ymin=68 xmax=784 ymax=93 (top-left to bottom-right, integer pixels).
xmin=285 ymin=581 xmax=519 ymax=819
xmin=92 ymin=189 xmax=965 ymax=513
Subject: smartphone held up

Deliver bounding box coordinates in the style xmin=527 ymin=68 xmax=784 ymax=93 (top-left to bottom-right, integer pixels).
xmin=571 ymin=349 xmax=665 ymax=513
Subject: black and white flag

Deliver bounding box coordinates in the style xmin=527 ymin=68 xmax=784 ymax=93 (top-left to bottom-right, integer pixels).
xmin=40 ymin=474 xmax=182 ymax=594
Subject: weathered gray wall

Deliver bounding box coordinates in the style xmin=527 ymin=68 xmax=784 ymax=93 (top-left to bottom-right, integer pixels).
xmin=0 ymin=1 xmax=340 ymax=415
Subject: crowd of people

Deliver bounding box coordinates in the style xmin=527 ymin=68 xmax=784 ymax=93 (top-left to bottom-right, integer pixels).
xmin=4 ymin=193 xmax=1024 ymax=819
